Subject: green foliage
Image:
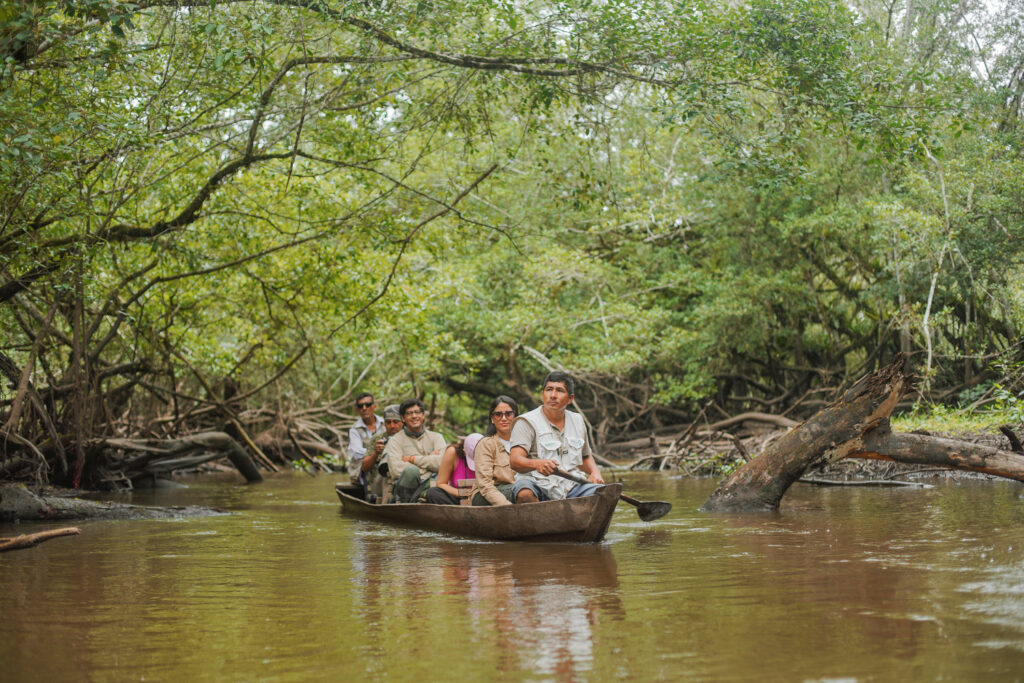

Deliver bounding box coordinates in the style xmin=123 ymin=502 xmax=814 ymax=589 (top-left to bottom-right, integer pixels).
xmin=2 ymin=0 xmax=1024 ymax=487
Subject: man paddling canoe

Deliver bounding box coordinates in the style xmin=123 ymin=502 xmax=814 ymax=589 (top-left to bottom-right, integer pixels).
xmin=509 ymin=371 xmax=605 ymax=503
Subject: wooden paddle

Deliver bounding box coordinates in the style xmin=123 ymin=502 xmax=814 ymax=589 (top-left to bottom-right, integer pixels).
xmin=553 ymin=468 xmax=672 ymax=522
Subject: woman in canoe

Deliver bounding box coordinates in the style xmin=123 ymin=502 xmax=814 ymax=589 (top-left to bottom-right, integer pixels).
xmin=424 ymin=433 xmax=484 ymax=505
xmin=468 ymin=395 xmax=519 ymax=507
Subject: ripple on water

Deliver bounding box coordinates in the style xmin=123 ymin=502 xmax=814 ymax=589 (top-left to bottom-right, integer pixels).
xmin=6 ymin=473 xmax=1024 ymax=681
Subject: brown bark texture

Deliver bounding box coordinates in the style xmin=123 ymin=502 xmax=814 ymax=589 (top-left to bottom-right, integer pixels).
xmin=101 ymin=431 xmax=263 ymax=483
xmin=0 ymin=526 xmax=80 ymax=552
xmin=700 ymin=356 xmax=909 ymax=512
xmin=849 ymin=430 xmax=1024 ymax=481
xmin=0 ymin=484 xmax=224 ymax=522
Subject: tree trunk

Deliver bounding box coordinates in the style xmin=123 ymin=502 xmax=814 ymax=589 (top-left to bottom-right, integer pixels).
xmin=848 ymin=429 xmax=1024 ymax=482
xmin=701 ymin=355 xmax=909 ymax=512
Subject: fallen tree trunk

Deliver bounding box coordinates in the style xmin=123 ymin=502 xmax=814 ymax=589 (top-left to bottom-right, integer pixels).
xmin=102 ymin=431 xmax=263 ymax=483
xmin=701 ymin=356 xmax=909 ymax=513
xmin=849 ymin=430 xmax=1024 ymax=482
xmin=0 ymin=484 xmax=225 ymax=522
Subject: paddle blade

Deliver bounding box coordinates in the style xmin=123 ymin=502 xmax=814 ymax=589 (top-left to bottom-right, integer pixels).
xmin=636 ymin=500 xmax=672 ymax=522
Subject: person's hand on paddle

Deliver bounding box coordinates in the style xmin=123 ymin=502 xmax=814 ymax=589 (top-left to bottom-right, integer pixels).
xmin=532 ymin=459 xmax=559 ymax=476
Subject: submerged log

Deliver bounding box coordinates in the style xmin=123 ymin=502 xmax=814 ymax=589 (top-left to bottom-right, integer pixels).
xmin=0 ymin=484 xmax=225 ymax=522
xmin=0 ymin=527 xmax=81 ymax=553
xmin=701 ymin=356 xmax=909 ymax=513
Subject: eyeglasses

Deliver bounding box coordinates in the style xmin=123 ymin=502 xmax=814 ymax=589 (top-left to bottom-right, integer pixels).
xmin=491 ymin=411 xmax=515 ymax=419
xmin=356 ymin=401 xmax=374 ymax=409
xmin=404 ymin=409 xmax=424 ymax=416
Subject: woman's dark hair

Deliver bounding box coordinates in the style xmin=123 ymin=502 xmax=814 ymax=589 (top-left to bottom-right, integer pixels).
xmin=485 ymin=395 xmax=519 ymax=436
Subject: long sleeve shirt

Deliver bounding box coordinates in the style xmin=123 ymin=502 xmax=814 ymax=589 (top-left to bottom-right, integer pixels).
xmin=382 ymin=429 xmax=447 ymax=485
xmin=469 ymin=435 xmax=516 ymax=506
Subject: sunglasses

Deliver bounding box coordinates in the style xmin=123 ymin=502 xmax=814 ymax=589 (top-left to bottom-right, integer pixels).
xmin=356 ymin=401 xmax=375 ymax=409
xmin=491 ymin=411 xmax=515 ymax=419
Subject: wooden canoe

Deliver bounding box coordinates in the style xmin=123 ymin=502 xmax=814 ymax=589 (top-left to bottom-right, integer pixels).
xmin=335 ymin=482 xmax=622 ymax=543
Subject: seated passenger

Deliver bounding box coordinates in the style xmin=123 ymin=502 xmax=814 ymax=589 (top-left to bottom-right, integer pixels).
xmin=347 ymin=392 xmax=383 ymax=482
xmin=359 ymin=404 xmax=403 ymax=503
xmin=424 ymin=433 xmax=483 ymax=505
xmin=510 ymin=371 xmax=604 ymax=503
xmin=382 ymin=398 xmax=447 ymax=503
xmin=468 ymin=396 xmax=519 ymax=506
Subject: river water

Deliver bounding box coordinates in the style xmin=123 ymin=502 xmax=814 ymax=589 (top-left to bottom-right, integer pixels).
xmin=3 ymin=472 xmax=1024 ymax=681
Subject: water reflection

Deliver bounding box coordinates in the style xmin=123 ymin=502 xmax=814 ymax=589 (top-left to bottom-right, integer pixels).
xmin=5 ymin=474 xmax=1024 ymax=681
xmin=632 ymin=527 xmax=674 ymax=548
xmin=350 ymin=534 xmax=621 ymax=679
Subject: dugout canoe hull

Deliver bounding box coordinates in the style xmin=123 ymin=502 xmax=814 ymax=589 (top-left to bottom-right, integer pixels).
xmin=335 ymin=482 xmax=621 ymax=543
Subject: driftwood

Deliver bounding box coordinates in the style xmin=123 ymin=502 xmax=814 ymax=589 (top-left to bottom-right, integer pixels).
xmin=704 ymin=412 xmax=800 ymax=432
xmin=0 ymin=526 xmax=81 ymax=552
xmin=848 ymin=429 xmax=1024 ymax=482
xmin=607 ymin=413 xmax=798 ymax=453
xmin=628 ymin=429 xmax=777 ymax=474
xmin=700 ymin=355 xmax=1024 ymax=512
xmin=701 ymin=356 xmax=909 ymax=512
xmin=101 ymin=431 xmax=262 ymax=484
xmin=798 ymin=476 xmax=931 ymax=488
xmin=0 ymin=484 xmax=225 ymax=521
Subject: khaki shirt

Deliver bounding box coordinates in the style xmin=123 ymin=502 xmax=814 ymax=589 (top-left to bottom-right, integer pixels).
xmin=469 ymin=435 xmax=515 ymax=506
xmin=382 ymin=429 xmax=447 ymax=488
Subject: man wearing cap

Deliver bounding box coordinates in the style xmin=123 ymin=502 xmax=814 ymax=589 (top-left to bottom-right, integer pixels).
xmin=353 ymin=404 xmax=404 ymax=501
xmin=348 ymin=392 xmax=383 ymax=480
xmin=509 ymin=370 xmax=605 ymax=503
xmin=382 ymin=398 xmax=447 ymax=503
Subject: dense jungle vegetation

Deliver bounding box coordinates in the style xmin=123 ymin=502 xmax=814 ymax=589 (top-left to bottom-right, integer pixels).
xmin=2 ymin=0 xmax=1023 ymax=487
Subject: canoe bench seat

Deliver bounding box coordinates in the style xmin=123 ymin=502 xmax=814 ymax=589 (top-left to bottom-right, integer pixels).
xmin=456 ymin=478 xmax=476 ymax=506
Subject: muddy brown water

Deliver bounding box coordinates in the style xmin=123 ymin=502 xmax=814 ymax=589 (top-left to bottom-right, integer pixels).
xmin=3 ymin=472 xmax=1024 ymax=681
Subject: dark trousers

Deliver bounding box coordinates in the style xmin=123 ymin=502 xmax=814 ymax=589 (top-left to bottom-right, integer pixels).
xmin=471 ymin=483 xmax=516 ymax=506
xmin=424 ymin=487 xmax=461 ymax=505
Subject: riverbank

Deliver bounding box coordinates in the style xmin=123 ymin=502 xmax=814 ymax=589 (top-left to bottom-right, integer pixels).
xmin=5 ymin=419 xmax=1020 ymax=523
xmin=0 ymin=483 xmax=226 ymax=522
xmin=615 ymin=421 xmax=1024 ymax=483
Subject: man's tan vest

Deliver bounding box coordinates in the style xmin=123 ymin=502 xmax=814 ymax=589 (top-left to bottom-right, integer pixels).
xmin=516 ymin=406 xmax=586 ymax=500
